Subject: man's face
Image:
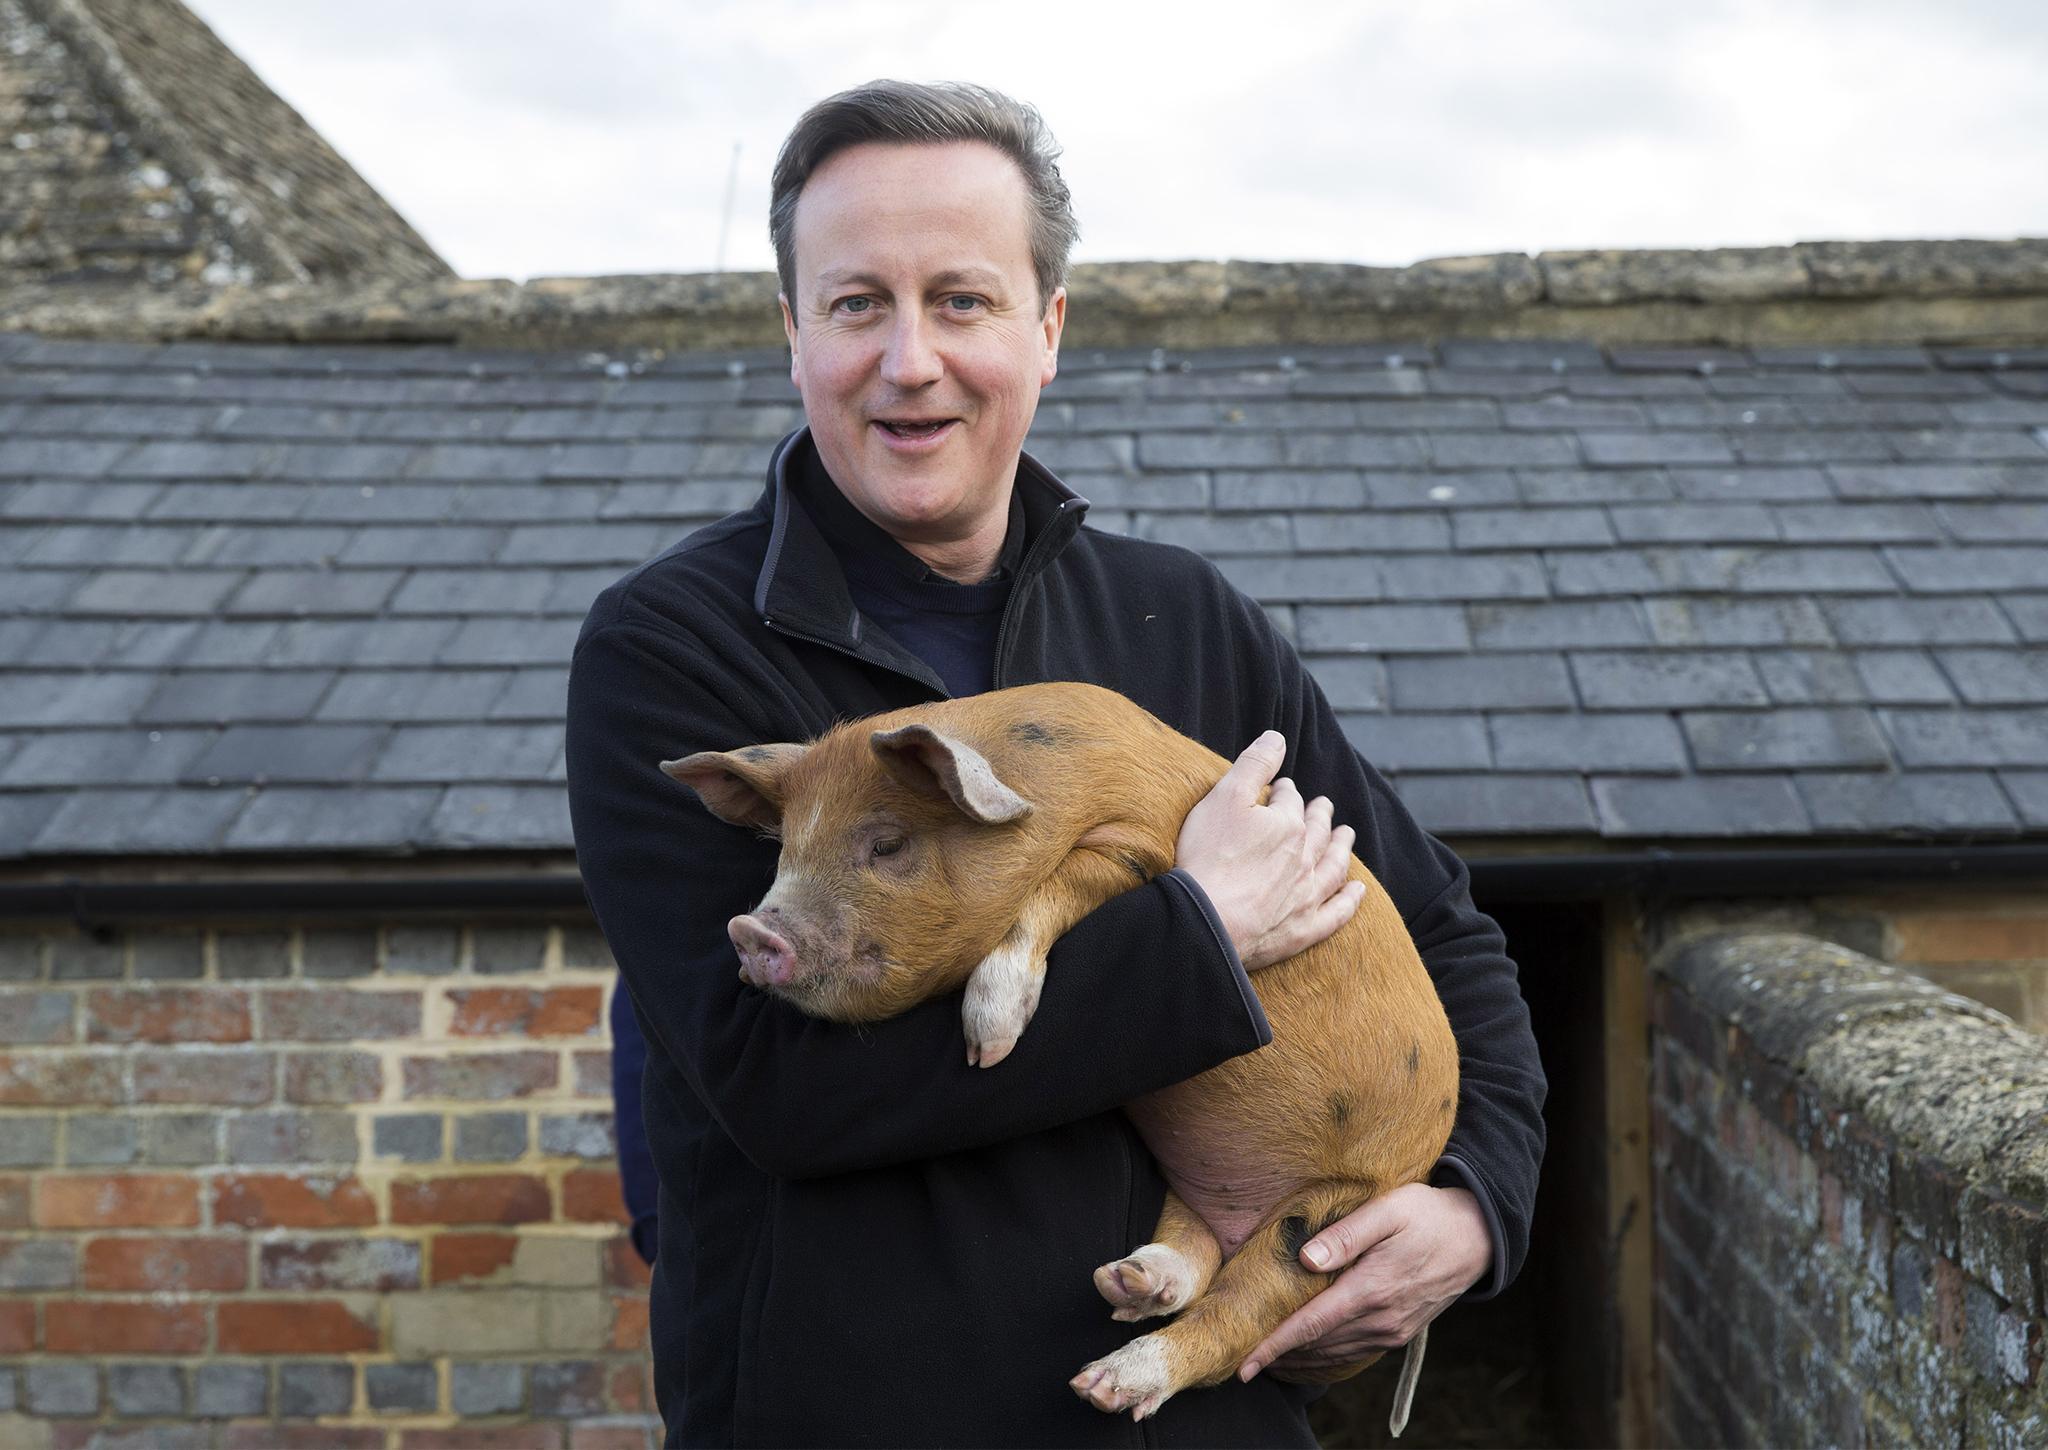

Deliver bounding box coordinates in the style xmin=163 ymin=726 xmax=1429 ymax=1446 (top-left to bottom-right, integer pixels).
xmin=780 ymin=140 xmax=1066 ymax=552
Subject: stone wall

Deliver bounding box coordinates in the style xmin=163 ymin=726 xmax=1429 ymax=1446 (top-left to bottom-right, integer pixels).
xmin=0 ymin=914 xmax=654 ymax=1450
xmin=1650 ymin=929 xmax=2048 ymax=1447
xmin=7 ymin=239 xmax=2048 ymax=353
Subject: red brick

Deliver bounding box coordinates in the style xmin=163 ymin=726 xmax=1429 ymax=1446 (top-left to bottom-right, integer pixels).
xmin=212 ymin=1172 xmax=376 ymax=1228
xmin=217 ymin=1298 xmax=378 ymax=1353
xmin=262 ymin=988 xmax=421 ymax=1041
xmin=132 ymin=1049 xmax=274 ymax=1104
xmin=0 ymin=1051 xmax=123 ymax=1105
xmin=83 ymin=1235 xmax=246 ymax=1292
xmin=87 ymin=987 xmax=251 ymax=1043
xmin=0 ymin=1175 xmax=26 ymax=1228
xmin=563 ymin=1168 xmax=626 ymax=1224
xmin=226 ymin=1430 xmax=383 ymax=1450
xmin=609 ymin=1293 xmax=650 ymax=1350
xmin=403 ymin=1050 xmax=557 ymax=1100
xmin=571 ymin=1429 xmax=652 ymax=1450
xmin=391 ymin=1173 xmax=550 ymax=1225
xmin=37 ymin=1173 xmax=199 ymax=1228
xmin=47 ymin=1299 xmax=204 ymax=1354
xmin=449 ymin=986 xmax=603 ymax=1038
xmin=605 ymin=1234 xmax=652 ymax=1289
xmin=430 ymin=1231 xmax=519 ymax=1284
xmin=608 ymin=1361 xmax=651 ymax=1414
xmin=0 ymin=1300 xmax=32 ymax=1352
xmin=399 ymin=1431 xmax=564 ymax=1450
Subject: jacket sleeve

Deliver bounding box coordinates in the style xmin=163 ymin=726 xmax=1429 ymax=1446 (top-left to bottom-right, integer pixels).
xmin=565 ymin=618 xmax=1271 ymax=1182
xmin=1222 ymin=582 xmax=1548 ymax=1300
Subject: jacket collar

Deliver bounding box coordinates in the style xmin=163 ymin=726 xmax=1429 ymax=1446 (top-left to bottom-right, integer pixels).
xmin=751 ymin=426 xmax=1091 ymax=676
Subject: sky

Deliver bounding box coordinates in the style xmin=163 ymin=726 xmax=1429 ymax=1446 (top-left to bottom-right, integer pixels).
xmin=182 ymin=0 xmax=2048 ymax=285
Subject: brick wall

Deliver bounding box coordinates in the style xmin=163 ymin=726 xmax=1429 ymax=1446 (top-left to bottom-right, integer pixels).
xmin=0 ymin=915 xmax=656 ymax=1449
xmin=1651 ymin=929 xmax=2048 ymax=1448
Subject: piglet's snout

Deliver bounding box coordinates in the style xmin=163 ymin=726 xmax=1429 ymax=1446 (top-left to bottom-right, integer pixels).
xmin=729 ymin=913 xmax=797 ymax=988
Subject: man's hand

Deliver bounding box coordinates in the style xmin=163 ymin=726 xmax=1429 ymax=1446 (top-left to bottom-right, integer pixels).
xmin=1236 ymin=1183 xmax=1490 ymax=1381
xmin=1177 ymin=731 xmax=1365 ymax=972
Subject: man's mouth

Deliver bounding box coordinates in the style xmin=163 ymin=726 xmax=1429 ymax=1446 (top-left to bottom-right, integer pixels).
xmin=874 ymin=418 xmax=956 ymax=441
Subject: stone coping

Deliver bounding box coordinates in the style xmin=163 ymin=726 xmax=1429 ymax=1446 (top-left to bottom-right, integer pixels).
xmin=1654 ymin=929 xmax=2048 ymax=1205
xmin=7 ymin=239 xmax=2048 ymax=352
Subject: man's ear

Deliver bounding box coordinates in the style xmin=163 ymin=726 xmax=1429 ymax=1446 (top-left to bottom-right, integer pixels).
xmin=779 ymin=293 xmax=800 ymax=384
xmin=1039 ymin=284 xmax=1066 ymax=388
xmin=870 ymin=724 xmax=1031 ymax=824
xmin=660 ymin=742 xmax=809 ymax=835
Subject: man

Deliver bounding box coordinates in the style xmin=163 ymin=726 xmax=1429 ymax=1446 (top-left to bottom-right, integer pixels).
xmin=566 ymin=80 xmax=1545 ymax=1447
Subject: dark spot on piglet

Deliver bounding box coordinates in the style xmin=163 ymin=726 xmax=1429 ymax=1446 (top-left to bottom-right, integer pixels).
xmin=1326 ymin=1092 xmax=1352 ymax=1127
xmin=1278 ymin=1215 xmax=1312 ymax=1266
xmin=1118 ymin=852 xmax=1151 ymax=883
xmin=1011 ymin=721 xmax=1057 ymax=747
xmin=741 ymin=747 xmax=771 ymax=762
xmin=1406 ymin=1041 xmax=1419 ymax=1076
xmin=1440 ymin=1097 xmax=1454 ymax=1116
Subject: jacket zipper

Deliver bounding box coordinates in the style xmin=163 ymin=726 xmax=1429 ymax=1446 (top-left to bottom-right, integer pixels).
xmin=991 ymin=497 xmax=1086 ymax=691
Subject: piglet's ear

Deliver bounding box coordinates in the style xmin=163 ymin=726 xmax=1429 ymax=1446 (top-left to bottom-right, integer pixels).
xmin=659 ymin=743 xmax=808 ymax=836
xmin=870 ymin=724 xmax=1032 ymax=825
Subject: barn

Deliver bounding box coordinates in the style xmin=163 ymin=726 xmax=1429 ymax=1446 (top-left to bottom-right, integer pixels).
xmin=3 ymin=1 xmax=2047 ymax=1446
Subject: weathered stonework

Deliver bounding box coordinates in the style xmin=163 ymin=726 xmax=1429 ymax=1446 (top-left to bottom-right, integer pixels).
xmin=1651 ymin=928 xmax=2048 ymax=1447
xmin=7 ymin=240 xmax=2048 ymax=353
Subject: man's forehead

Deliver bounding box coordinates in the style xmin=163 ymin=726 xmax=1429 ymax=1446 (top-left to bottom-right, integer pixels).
xmin=814 ymin=264 xmax=1012 ymax=292
xmin=790 ymin=141 xmax=1033 ymax=282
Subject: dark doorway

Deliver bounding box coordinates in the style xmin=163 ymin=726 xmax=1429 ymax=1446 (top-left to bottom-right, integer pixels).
xmin=1312 ymin=897 xmax=1607 ymax=1448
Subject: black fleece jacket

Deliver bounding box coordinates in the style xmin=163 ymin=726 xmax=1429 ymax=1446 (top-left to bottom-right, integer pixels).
xmin=565 ymin=429 xmax=1547 ymax=1448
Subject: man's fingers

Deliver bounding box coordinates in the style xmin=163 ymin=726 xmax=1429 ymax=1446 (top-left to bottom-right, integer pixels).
xmin=1220 ymin=730 xmax=1287 ymax=802
xmin=1315 ymin=823 xmax=1355 ymax=891
xmin=1239 ymin=1300 xmax=1332 ymax=1382
xmin=1300 ymin=1196 xmax=1399 ymax=1272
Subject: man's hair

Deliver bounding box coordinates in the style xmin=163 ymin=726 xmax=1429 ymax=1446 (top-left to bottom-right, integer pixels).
xmin=769 ymin=80 xmax=1078 ymax=317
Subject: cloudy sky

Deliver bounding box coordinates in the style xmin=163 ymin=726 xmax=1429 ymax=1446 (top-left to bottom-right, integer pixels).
xmin=184 ymin=0 xmax=2048 ymax=284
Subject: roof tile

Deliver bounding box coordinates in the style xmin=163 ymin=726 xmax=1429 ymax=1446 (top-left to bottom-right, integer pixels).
xmin=1644 ymin=598 xmax=1832 ymax=647
xmin=138 ymin=671 xmax=335 ymax=726
xmin=1395 ymin=773 xmax=1597 ymax=834
xmin=1682 ymin=708 xmax=1890 ymax=770
xmin=1388 ymin=653 xmax=1573 ymax=710
xmin=1935 ymin=648 xmax=2048 ymax=705
xmin=1591 ymin=774 xmax=1809 ymax=835
xmin=1490 ymin=713 xmax=1687 ymax=773
xmin=224 ymin=569 xmax=403 ymax=616
xmin=1466 ymin=600 xmax=1649 ymax=650
xmin=30 ymin=787 xmax=249 ymax=854
xmin=223 ymin=786 xmax=443 ymax=851
xmin=1799 ymin=771 xmax=2018 ymax=833
xmin=1880 ymin=709 xmax=2048 ymax=768
xmin=315 ymin=669 xmax=514 ymax=723
xmin=1823 ymin=596 xmax=2014 ymax=645
xmin=0 ymin=729 xmax=216 ymax=788
xmin=183 ymin=725 xmax=387 ymax=784
xmin=372 ymin=724 xmax=562 ymax=783
xmin=424 ymin=785 xmax=573 ymax=848
xmin=1571 ymin=650 xmax=1768 ymax=709
xmin=1299 ymin=605 xmax=1470 ymax=654
xmin=1342 ymin=714 xmax=1491 ymax=771
xmin=70 ymin=570 xmax=244 ymax=616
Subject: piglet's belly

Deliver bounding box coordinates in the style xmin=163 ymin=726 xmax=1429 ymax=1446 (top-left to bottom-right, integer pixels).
xmin=1122 ymin=1099 xmax=1320 ymax=1258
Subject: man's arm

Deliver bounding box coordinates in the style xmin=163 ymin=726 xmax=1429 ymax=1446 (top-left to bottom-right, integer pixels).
xmin=567 ymin=619 xmax=1276 ymax=1181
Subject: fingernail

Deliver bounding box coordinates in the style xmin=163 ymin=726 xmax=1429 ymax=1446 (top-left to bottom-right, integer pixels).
xmin=1302 ymin=1241 xmax=1330 ymax=1269
xmin=1239 ymin=1360 xmax=1260 ymax=1382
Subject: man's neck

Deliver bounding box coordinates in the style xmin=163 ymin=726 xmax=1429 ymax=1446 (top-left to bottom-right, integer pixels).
xmin=892 ymin=501 xmax=1012 ymax=584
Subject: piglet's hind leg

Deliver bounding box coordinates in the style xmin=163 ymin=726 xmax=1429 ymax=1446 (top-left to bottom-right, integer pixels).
xmin=1095 ymin=1188 xmax=1222 ymax=1322
xmin=1071 ymin=1180 xmax=1371 ymax=1420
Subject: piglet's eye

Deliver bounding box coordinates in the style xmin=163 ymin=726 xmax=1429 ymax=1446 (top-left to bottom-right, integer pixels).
xmin=871 ymin=836 xmax=906 ymax=859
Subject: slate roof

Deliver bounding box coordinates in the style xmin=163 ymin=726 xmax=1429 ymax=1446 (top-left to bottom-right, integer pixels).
xmin=0 ymin=0 xmax=451 ymax=289
xmin=2 ymin=327 xmax=2046 ymax=859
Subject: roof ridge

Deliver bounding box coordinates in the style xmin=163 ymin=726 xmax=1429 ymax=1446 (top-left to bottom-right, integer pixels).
xmin=6 ymin=240 xmax=2048 ymax=353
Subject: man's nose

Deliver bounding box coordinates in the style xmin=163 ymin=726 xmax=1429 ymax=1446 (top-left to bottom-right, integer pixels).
xmin=879 ymin=310 xmax=943 ymax=389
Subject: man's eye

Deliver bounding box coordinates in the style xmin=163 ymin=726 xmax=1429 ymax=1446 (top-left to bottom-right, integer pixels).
xmin=945 ymin=295 xmax=982 ymax=312
xmin=837 ymin=297 xmax=872 ymax=315
xmin=871 ymin=836 xmax=906 ymax=859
